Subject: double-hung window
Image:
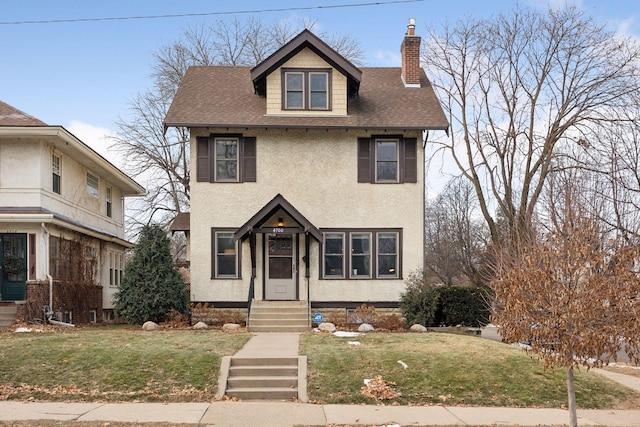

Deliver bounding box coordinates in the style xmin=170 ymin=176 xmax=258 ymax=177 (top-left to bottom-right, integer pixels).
xmin=86 ymin=173 xmax=99 ymax=197
xmin=377 ymin=232 xmax=398 ymax=277
xmin=212 ymin=230 xmax=240 ymax=278
xmin=350 ymin=233 xmax=371 ymax=278
xmin=109 ymin=251 xmax=123 ymax=287
xmin=215 ymin=138 xmax=238 ymax=182
xmin=309 ymin=72 xmax=329 ymax=109
xmin=322 ymin=230 xmax=401 ymax=279
xmin=52 ymin=154 xmax=61 ymax=194
xmin=285 ymin=71 xmax=304 ymax=109
xmin=106 ymin=187 xmax=112 ymax=218
xmin=283 ymin=68 xmax=331 ymax=111
xmin=323 ymin=233 xmax=345 ymax=277
xmin=196 ymin=134 xmax=256 ymax=183
xmin=375 ymin=140 xmax=399 ymax=182
xmin=357 ymin=136 xmax=418 ymax=184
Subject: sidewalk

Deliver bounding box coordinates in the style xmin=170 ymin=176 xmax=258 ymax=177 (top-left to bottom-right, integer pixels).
xmin=1 ymin=400 xmax=640 ymax=426
xmin=2 ymin=332 xmax=640 ymax=426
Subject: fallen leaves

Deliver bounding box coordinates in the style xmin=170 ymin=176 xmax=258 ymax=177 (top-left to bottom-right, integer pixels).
xmin=0 ymin=383 xmax=214 ymax=402
xmin=360 ymin=375 xmax=401 ymax=400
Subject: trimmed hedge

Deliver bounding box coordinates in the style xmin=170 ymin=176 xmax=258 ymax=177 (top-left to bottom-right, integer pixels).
xmin=399 ymin=270 xmax=439 ymax=327
xmin=400 ymin=272 xmax=492 ymax=327
xmin=433 ymin=285 xmax=492 ymax=327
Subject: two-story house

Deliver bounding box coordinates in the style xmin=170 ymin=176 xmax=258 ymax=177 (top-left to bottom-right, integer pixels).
xmin=0 ymin=101 xmax=145 ymax=325
xmin=164 ymin=20 xmax=448 ymax=329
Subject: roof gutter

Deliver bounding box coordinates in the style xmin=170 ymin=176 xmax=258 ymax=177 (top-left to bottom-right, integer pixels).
xmin=163 ymin=122 xmax=450 ymax=133
xmin=0 ymin=213 xmax=134 ymax=248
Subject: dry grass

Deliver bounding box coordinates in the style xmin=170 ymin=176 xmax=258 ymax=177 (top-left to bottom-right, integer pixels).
xmin=0 ymin=325 xmax=251 ymax=402
xmin=301 ymin=331 xmax=640 ymax=409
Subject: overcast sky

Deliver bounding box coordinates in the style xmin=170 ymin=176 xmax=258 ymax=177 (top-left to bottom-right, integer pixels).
xmin=2 ymin=0 xmax=639 ymax=185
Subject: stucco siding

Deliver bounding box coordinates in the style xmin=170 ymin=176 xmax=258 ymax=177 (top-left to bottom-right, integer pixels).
xmin=190 ymin=127 xmax=424 ymax=303
xmin=45 ymin=142 xmax=125 ymax=239
xmin=0 ymin=138 xmax=126 ymax=239
xmin=0 ymin=139 xmax=42 ymax=190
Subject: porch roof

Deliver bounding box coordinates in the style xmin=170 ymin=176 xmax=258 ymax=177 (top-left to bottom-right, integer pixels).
xmin=234 ymin=194 xmax=322 ymax=242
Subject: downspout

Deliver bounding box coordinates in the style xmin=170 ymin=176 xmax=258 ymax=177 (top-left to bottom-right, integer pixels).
xmin=41 ymin=223 xmax=53 ymax=310
xmin=41 ymin=223 xmax=75 ymax=327
xmin=306 ymin=233 xmax=311 ymax=328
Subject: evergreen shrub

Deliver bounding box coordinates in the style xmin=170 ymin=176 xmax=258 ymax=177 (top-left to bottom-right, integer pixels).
xmin=114 ymin=224 xmax=188 ymax=324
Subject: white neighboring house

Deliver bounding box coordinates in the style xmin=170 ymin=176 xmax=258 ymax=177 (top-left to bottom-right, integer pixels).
xmin=164 ymin=21 xmax=448 ymax=324
xmin=0 ymin=100 xmax=145 ymax=324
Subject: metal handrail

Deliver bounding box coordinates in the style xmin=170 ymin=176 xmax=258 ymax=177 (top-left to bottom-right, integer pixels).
xmin=307 ymin=277 xmax=311 ymax=327
xmin=247 ymin=276 xmax=255 ymax=327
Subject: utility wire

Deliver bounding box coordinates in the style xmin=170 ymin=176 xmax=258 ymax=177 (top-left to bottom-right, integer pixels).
xmin=0 ymin=0 xmax=425 ymax=25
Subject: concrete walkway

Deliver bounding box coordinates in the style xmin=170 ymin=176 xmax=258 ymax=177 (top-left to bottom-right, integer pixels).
xmin=233 ymin=332 xmax=300 ymax=358
xmin=1 ymin=401 xmax=640 ymax=426
xmin=3 ymin=331 xmax=640 ymax=426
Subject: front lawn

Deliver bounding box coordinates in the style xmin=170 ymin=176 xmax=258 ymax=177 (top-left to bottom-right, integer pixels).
xmin=2 ymin=326 xmax=639 ymax=409
xmin=301 ymin=331 xmax=640 ymax=409
xmin=0 ymin=325 xmax=251 ymax=402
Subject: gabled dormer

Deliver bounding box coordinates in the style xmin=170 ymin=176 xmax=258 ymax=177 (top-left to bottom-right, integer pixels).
xmin=250 ymin=29 xmax=362 ymax=117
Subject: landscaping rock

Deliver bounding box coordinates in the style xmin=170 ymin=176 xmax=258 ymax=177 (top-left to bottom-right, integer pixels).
xmin=409 ymin=324 xmax=427 ymax=332
xmin=193 ymin=321 xmax=208 ymax=330
xmin=318 ymin=322 xmax=336 ymax=332
xmin=142 ymin=321 xmax=159 ymax=331
xmin=222 ymin=323 xmax=241 ymax=332
xmin=358 ymin=323 xmax=374 ymax=332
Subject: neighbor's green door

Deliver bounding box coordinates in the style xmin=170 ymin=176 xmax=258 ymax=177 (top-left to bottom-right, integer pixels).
xmin=0 ymin=233 xmax=27 ymax=301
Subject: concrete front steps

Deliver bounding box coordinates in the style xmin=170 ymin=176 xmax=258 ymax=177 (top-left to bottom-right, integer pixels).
xmin=0 ymin=304 xmax=17 ymax=329
xmin=248 ymin=300 xmax=310 ymax=332
xmin=219 ymin=356 xmax=307 ymax=401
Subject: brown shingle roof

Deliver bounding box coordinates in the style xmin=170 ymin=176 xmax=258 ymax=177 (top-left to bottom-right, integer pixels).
xmin=0 ymin=100 xmax=47 ymax=126
xmin=250 ymin=29 xmax=362 ymax=98
xmin=170 ymin=212 xmax=190 ymax=232
xmin=164 ymin=66 xmax=448 ymax=131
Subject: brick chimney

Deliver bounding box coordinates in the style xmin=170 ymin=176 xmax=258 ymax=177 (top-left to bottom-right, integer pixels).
xmin=401 ymin=18 xmax=421 ymax=87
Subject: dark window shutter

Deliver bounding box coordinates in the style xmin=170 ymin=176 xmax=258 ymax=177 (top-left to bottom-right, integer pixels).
xmin=357 ymin=137 xmax=372 ymax=183
xmin=403 ymin=138 xmax=418 ymax=183
xmin=196 ymin=137 xmax=211 ymax=182
xmin=242 ymin=137 xmax=257 ymax=182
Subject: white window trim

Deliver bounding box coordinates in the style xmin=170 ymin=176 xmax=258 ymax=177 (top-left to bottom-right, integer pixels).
xmin=86 ymin=172 xmax=99 ymax=198
xmin=109 ymin=251 xmax=124 ymax=288
xmin=52 ymin=154 xmax=61 ymax=194
xmin=106 ymin=186 xmax=112 ymax=217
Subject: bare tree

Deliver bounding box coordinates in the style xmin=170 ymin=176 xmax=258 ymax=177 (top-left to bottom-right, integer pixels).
xmin=111 ymin=16 xmax=365 ymax=246
xmin=424 ymin=178 xmax=488 ymax=285
xmin=424 ymin=5 xmax=640 ymax=246
xmin=491 ymin=186 xmax=640 ymax=426
xmin=566 ymin=99 xmax=640 ymax=241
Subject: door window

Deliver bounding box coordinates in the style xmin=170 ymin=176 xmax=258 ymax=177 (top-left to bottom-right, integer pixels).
xmin=268 ymin=235 xmax=293 ymax=279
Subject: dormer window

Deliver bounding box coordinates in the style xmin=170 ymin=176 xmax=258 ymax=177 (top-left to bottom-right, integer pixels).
xmin=282 ymin=68 xmax=331 ymax=111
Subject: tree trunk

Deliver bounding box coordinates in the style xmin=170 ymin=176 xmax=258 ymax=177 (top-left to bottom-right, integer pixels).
xmin=567 ymin=366 xmax=578 ymax=427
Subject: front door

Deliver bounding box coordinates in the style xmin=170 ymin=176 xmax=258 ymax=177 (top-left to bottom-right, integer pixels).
xmin=0 ymin=234 xmax=27 ymax=301
xmin=265 ymin=234 xmax=297 ymax=300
